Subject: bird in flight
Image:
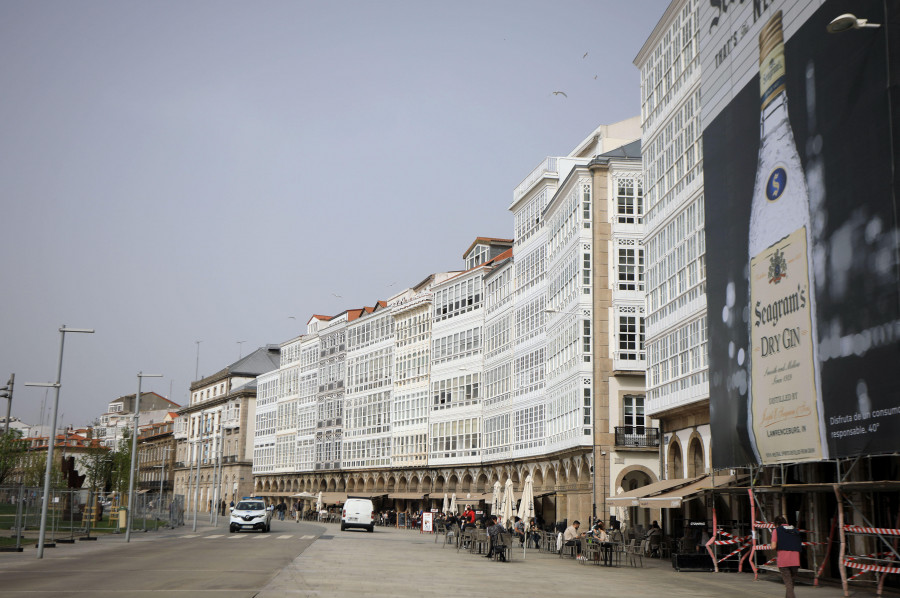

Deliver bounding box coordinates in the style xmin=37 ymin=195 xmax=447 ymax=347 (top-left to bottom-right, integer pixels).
xmin=332 ymin=293 xmax=342 ymax=298
xmin=583 ymin=52 xmax=588 ymax=59
xmin=552 ymin=91 xmax=568 ymax=98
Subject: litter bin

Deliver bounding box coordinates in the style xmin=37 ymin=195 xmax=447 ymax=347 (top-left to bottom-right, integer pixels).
xmin=118 ymin=507 xmax=128 ymax=528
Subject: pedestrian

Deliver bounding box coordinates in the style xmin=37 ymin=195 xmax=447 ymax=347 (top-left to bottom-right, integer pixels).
xmin=772 ymin=515 xmax=803 ymax=598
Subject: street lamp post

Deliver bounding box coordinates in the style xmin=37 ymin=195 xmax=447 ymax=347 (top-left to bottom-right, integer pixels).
xmin=25 ymin=325 xmax=94 ymax=559
xmin=0 ymin=374 xmax=14 ymax=435
xmin=192 ymin=411 xmax=206 ymax=532
xmin=125 ymin=372 xmax=162 ymax=542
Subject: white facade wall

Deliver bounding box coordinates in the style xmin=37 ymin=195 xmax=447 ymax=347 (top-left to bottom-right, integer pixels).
xmin=482 ymin=259 xmax=514 ymax=461
xmin=638 ymin=0 xmax=709 ymax=421
xmin=390 ymin=291 xmax=433 ymax=468
xmin=315 ymin=316 xmax=348 ymax=471
xmin=428 ymin=269 xmax=485 ymax=466
xmin=544 ymin=168 xmax=594 ymax=453
xmin=252 ymin=369 xmax=278 ymax=475
xmin=343 ymin=308 xmax=394 ymax=469
xmin=295 ymin=337 xmax=319 ymax=473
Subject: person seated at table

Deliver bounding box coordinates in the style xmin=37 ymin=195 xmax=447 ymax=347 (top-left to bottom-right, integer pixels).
xmin=512 ymin=516 xmax=526 ymax=546
xmin=528 ymin=518 xmax=541 ymax=549
xmin=485 ymin=515 xmax=508 ymax=561
xmin=590 ymin=521 xmax=609 ymax=542
xmin=646 ymin=521 xmax=662 ymax=556
xmin=563 ymin=520 xmax=587 ymax=560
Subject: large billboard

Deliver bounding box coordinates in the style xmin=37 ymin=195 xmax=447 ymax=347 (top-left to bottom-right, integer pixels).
xmin=702 ymin=0 xmax=900 ymax=467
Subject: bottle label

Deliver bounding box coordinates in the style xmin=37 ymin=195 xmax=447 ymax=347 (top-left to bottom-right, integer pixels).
xmin=749 ymin=227 xmax=823 ymax=462
xmin=760 ymin=43 xmax=786 ymax=111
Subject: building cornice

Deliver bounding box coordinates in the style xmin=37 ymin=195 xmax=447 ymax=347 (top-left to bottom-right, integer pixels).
xmin=634 ymin=0 xmax=684 ymax=68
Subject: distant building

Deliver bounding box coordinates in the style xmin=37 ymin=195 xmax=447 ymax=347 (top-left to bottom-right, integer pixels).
xmin=137 ymin=418 xmax=178 ymax=502
xmin=174 ymin=345 xmax=280 ymax=511
xmin=95 ymin=392 xmax=181 ymax=449
xmin=0 ymin=416 xmax=31 ymax=436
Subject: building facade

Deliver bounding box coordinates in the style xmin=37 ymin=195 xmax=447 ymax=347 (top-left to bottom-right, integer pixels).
xmin=173 ymin=346 xmax=280 ymax=512
xmin=635 ymin=0 xmax=711 ymax=491
xmin=251 ymin=121 xmax=654 ymax=528
xmin=94 ymin=392 xmax=180 ymax=450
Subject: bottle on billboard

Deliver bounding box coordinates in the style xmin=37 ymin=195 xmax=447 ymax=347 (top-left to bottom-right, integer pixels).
xmin=747 ymin=11 xmax=827 ymax=464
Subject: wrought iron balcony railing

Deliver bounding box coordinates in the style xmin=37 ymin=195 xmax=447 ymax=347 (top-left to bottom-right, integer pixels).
xmin=614 ymin=426 xmax=660 ymax=448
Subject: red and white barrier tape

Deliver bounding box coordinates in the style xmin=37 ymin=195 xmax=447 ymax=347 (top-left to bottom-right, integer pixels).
xmin=842 ymin=525 xmax=900 ymax=537
xmin=842 ymin=556 xmax=900 ymax=575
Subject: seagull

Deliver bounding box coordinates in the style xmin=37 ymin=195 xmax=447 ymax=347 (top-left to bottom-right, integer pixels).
xmin=594 ymin=75 xmax=598 ymax=80
xmin=288 ymin=316 xmax=296 ymax=320
xmin=552 ymin=91 xmax=568 ymax=98
xmin=583 ymin=52 xmax=588 ymax=59
xmin=332 ymin=293 xmax=342 ymax=298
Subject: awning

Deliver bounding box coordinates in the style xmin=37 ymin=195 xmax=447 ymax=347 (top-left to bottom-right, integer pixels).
xmin=534 ymin=491 xmax=557 ymax=499
xmin=388 ymin=492 xmax=428 ymax=500
xmin=318 ymin=492 xmax=348 ymax=505
xmin=639 ymin=475 xmax=744 ymax=509
xmin=292 ymin=492 xmax=317 ymax=499
xmin=607 ymin=477 xmax=702 ymax=507
xmin=457 ymin=492 xmax=490 ymax=502
xmin=347 ymin=492 xmax=388 ymax=499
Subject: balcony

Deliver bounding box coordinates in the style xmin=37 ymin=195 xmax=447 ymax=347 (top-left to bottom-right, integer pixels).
xmin=614 ymin=426 xmax=660 ymax=448
xmin=513 ymin=157 xmax=558 ymax=203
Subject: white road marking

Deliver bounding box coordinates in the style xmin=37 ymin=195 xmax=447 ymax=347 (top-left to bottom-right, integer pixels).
xmin=205 ymin=534 xmax=224 ymax=538
xmin=227 ymin=534 xmax=246 ymax=539
xmin=277 ymin=535 xmax=293 ymax=539
xmin=301 ymin=535 xmax=315 ymax=539
xmin=183 ymin=534 xmax=199 ymax=538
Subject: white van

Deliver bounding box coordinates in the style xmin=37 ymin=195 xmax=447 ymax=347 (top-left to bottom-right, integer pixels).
xmin=340 ymin=498 xmax=375 ymax=532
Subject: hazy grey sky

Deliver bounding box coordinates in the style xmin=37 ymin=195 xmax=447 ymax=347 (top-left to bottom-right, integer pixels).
xmin=0 ymin=0 xmax=668 ymax=428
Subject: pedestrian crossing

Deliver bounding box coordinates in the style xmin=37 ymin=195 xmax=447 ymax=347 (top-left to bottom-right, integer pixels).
xmin=191 ymin=533 xmax=317 ymax=540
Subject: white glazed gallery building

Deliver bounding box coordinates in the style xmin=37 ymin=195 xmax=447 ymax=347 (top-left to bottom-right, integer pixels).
xmin=252 ymin=119 xmax=658 ymax=528
xmin=634 ymin=0 xmax=711 ymax=497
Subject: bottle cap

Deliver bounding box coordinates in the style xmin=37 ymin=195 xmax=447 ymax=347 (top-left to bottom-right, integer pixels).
xmin=759 ymin=11 xmax=784 ymax=65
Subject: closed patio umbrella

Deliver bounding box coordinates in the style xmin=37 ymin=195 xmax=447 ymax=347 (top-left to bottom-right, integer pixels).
xmin=449 ymin=493 xmax=457 ymax=514
xmin=491 ymin=481 xmax=501 ymax=516
xmin=500 ymin=479 xmax=515 ymax=527
xmin=315 ymin=492 xmax=323 ymax=520
xmin=442 ymin=493 xmax=449 ymax=515
xmin=517 ymin=475 xmax=535 ymax=558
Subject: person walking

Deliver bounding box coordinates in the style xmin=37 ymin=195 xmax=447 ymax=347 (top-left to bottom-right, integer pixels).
xmin=772 ymin=515 xmax=803 ymax=598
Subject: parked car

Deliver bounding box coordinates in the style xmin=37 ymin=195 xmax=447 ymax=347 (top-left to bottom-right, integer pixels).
xmin=340 ymin=498 xmax=375 ymax=532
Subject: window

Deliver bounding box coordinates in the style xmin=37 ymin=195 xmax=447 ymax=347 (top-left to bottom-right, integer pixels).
xmin=618 ymin=315 xmax=645 ymax=361
xmin=623 ymin=395 xmax=646 ymax=430
xmin=618 ymin=245 xmax=645 ymax=291
xmin=616 ymin=178 xmax=644 ymax=223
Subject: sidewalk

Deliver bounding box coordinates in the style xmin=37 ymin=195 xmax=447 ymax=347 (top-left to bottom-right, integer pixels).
xmin=258 ymin=523 xmax=868 ymax=598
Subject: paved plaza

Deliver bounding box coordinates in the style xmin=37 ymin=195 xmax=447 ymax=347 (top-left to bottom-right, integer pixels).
xmin=0 ymin=519 xmax=877 ymax=597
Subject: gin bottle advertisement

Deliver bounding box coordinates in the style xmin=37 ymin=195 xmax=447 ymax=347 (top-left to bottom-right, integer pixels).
xmin=747 ymin=12 xmax=825 ymax=463
xmin=702 ymin=0 xmax=900 ymax=468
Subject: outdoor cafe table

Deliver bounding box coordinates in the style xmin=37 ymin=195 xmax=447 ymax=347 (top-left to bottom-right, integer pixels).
xmin=588 ymin=540 xmax=621 ymax=566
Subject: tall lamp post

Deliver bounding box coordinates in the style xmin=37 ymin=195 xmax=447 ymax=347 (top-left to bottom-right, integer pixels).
xmin=25 ymin=325 xmax=94 ymax=559
xmin=125 ymin=372 xmax=162 ymax=542
xmin=0 ymin=374 xmax=14 ymax=435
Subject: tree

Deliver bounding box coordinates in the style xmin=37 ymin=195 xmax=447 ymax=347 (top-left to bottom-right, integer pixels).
xmin=0 ymin=430 xmax=26 ymax=486
xmin=110 ymin=429 xmax=132 ymax=498
xmin=81 ymin=446 xmax=113 ymax=494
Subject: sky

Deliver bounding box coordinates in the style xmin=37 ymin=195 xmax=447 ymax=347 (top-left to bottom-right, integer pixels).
xmin=0 ymin=0 xmax=669 ymax=429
